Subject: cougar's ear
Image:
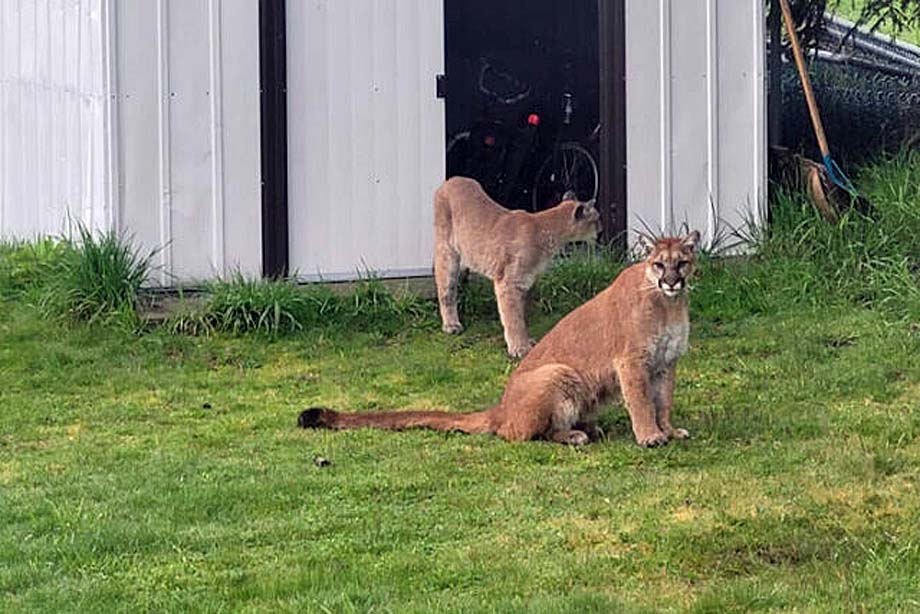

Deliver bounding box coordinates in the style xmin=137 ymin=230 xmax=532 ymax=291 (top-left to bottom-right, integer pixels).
xmin=573 ymin=203 xmax=586 ymax=220
xmin=585 ymin=198 xmax=597 ymax=210
xmin=680 ymin=230 xmax=701 ymax=252
xmin=637 ymin=234 xmax=656 ymax=256
xmin=561 ymin=189 xmax=578 ymax=202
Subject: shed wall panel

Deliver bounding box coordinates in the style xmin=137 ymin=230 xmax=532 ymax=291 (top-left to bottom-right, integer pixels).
xmin=115 ymin=0 xmax=160 ymax=258
xmin=114 ymin=0 xmax=261 ymax=283
xmin=218 ymin=0 xmax=262 ymax=277
xmin=623 ymin=0 xmax=664 ymax=232
xmin=626 ymin=0 xmax=765 ymax=246
xmin=670 ymin=0 xmax=711 ymax=236
xmin=0 ymin=0 xmax=108 ymax=240
xmin=287 ymin=0 xmax=446 ymax=281
xmin=717 ymin=0 xmax=767 ymax=232
xmin=167 ymin=0 xmax=213 ymax=280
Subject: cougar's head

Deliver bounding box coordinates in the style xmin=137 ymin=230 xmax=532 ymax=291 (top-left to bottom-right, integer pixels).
xmin=561 ymin=197 xmax=601 ymax=242
xmin=639 ymin=230 xmax=701 ymax=298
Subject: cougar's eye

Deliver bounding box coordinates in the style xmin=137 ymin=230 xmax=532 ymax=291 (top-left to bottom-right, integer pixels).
xmin=652 ymin=262 xmax=665 ymax=273
xmin=677 ymin=260 xmax=690 ymax=269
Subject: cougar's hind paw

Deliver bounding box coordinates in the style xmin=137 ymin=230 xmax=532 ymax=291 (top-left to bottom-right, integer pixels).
xmin=637 ymin=431 xmax=669 ymax=448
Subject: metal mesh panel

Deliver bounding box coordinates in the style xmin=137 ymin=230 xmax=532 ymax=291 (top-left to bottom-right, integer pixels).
xmin=776 ymin=15 xmax=920 ymax=164
xmin=780 ymin=59 xmax=920 ymax=163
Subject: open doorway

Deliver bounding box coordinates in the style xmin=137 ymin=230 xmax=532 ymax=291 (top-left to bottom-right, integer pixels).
xmin=443 ymin=0 xmax=601 ymax=213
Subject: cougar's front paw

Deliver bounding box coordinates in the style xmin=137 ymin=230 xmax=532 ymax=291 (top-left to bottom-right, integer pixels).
xmin=551 ymin=429 xmax=590 ymax=446
xmin=442 ymin=322 xmax=464 ymax=335
xmin=636 ymin=430 xmax=669 ymax=448
xmin=507 ymin=345 xmax=532 ymax=359
xmin=507 ymin=339 xmax=535 ymax=359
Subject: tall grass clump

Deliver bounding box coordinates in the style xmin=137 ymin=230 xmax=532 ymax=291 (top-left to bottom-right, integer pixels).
xmin=168 ymin=274 xmax=327 ymax=336
xmin=344 ymin=278 xmax=433 ymax=333
xmin=39 ymin=225 xmax=156 ymax=327
xmin=169 ymin=275 xmax=435 ymax=337
xmin=457 ymin=274 xmax=498 ymax=319
xmin=695 ymin=151 xmax=920 ymax=322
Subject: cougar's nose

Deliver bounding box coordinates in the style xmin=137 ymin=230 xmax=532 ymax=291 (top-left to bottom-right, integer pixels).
xmin=659 ymin=278 xmax=684 ymax=292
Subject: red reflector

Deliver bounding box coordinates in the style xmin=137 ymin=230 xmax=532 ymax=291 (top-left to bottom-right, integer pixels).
xmin=483 ymin=135 xmax=496 ymax=146
xmin=527 ymin=113 xmax=541 ymax=126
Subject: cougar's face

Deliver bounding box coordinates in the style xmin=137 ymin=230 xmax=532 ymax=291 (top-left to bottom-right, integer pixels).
xmin=642 ymin=231 xmax=700 ymax=298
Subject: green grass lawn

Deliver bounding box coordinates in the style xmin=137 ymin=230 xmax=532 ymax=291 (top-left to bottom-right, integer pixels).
xmin=2 ymin=153 xmax=919 ymax=612
xmin=2 ymin=279 xmax=920 ymax=611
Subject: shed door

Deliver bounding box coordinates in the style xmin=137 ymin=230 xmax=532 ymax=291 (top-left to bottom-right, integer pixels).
xmin=286 ymin=0 xmax=445 ymax=281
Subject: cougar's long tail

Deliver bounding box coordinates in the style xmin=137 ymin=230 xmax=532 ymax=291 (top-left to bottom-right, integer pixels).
xmin=297 ymin=406 xmax=495 ymax=435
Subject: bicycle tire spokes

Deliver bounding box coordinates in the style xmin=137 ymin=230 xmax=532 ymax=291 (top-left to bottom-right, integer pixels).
xmin=531 ymin=143 xmax=599 ymax=212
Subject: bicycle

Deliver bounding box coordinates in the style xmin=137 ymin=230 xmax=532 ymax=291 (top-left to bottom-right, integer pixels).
xmin=530 ymin=93 xmax=600 ymax=212
xmin=446 ymin=58 xmax=599 ymax=212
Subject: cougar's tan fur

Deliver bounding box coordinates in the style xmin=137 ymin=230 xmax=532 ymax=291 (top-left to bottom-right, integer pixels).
xmin=433 ymin=176 xmax=599 ymax=358
xmin=298 ymin=232 xmax=700 ymax=448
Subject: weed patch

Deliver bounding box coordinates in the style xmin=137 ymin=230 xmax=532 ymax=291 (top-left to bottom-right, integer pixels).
xmin=168 ymin=275 xmax=436 ymax=337
xmin=0 ymin=237 xmax=70 ymax=300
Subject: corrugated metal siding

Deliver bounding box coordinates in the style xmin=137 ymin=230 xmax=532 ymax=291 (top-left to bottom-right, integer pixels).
xmin=0 ymin=0 xmax=111 ymax=240
xmin=286 ymin=0 xmax=446 ymax=281
xmin=625 ymin=0 xmax=766 ymax=244
xmin=114 ymin=0 xmax=262 ymax=284
xmin=0 ymin=0 xmax=261 ymax=284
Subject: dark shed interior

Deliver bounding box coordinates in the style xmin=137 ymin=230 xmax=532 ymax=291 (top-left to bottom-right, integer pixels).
xmin=444 ymin=0 xmax=601 ymax=211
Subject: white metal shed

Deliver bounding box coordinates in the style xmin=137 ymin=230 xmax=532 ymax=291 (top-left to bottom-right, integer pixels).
xmin=0 ymin=0 xmax=765 ymax=285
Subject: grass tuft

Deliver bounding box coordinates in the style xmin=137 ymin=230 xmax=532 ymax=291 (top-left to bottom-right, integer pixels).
xmin=11 ymin=226 xmax=157 ymax=328
xmin=167 ymin=275 xmax=318 ymax=336
xmin=345 ymin=279 xmax=433 ymax=332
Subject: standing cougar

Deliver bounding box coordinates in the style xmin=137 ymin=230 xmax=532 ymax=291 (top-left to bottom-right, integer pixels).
xmin=299 ymin=231 xmax=700 ymax=448
xmin=433 ymin=177 xmax=600 ymax=358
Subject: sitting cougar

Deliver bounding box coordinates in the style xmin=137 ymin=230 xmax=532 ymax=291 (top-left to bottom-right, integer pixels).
xmin=299 ymin=231 xmax=700 ymax=448
xmin=433 ymin=177 xmax=599 ymax=357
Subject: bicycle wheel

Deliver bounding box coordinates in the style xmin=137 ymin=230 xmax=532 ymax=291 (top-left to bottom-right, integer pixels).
xmin=531 ymin=142 xmax=599 ymax=212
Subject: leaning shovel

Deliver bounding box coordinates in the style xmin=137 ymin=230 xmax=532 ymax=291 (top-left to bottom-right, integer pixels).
xmin=777 ymin=0 xmax=862 ymax=206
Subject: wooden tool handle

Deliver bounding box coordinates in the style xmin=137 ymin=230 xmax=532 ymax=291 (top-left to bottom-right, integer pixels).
xmin=778 ymin=0 xmax=830 ymax=156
